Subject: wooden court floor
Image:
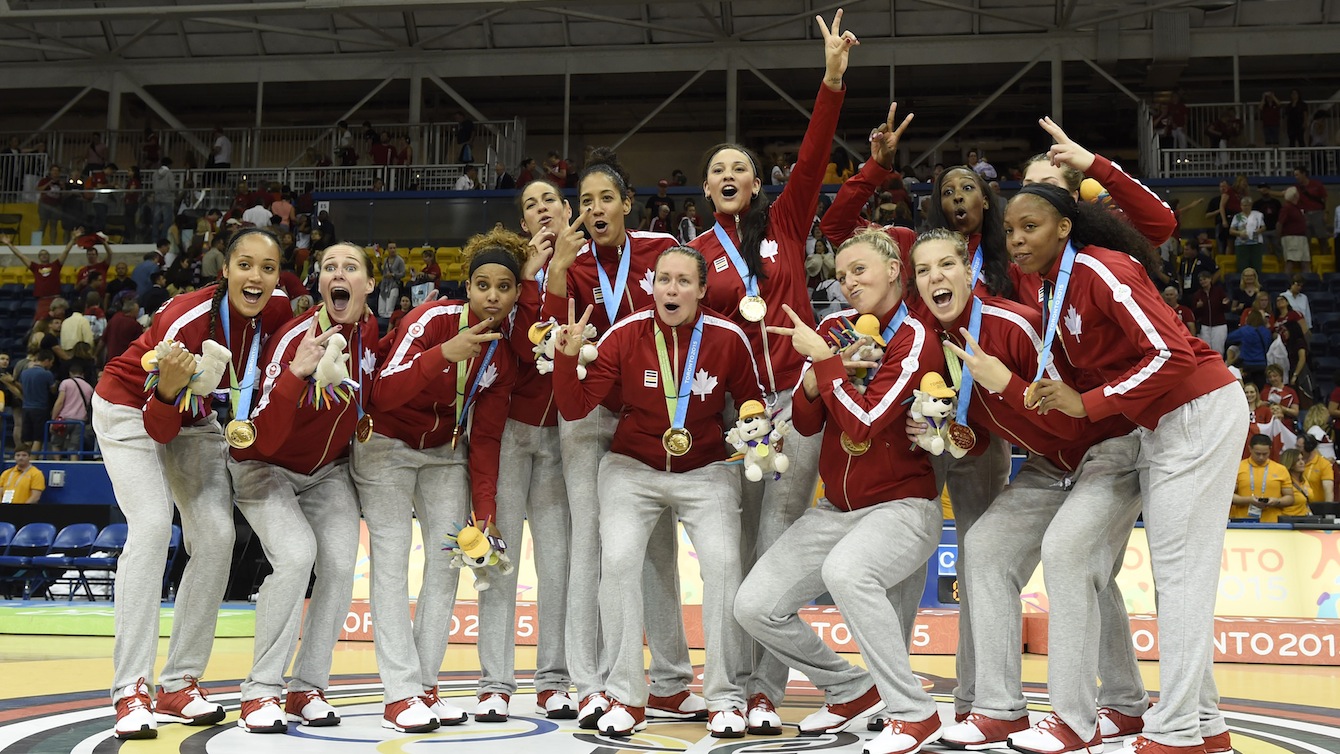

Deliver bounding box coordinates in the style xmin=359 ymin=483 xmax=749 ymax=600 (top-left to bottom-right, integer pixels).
xmin=0 ymin=635 xmax=1335 ymax=753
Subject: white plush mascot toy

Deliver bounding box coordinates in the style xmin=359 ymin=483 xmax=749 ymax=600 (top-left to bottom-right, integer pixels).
xmin=443 ymin=518 xmax=513 ymax=592
xmin=529 ymin=320 xmax=598 ymax=379
xmin=726 ymin=400 xmax=791 ymax=482
xmin=909 ymin=373 xmax=971 ymax=458
xmin=141 ymin=339 xmax=233 ymax=414
xmin=313 ymin=332 xmax=351 ymax=387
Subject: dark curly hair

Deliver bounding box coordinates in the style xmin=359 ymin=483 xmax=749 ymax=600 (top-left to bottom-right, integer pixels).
xmin=925 ymin=166 xmax=1011 ymax=298
xmin=1010 ymin=183 xmax=1160 ymax=278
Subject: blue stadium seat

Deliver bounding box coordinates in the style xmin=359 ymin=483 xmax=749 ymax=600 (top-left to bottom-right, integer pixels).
xmin=0 ymin=523 xmax=57 ymax=599
xmin=30 ymin=524 xmax=98 ymax=600
xmin=1261 ymin=274 xmax=1290 ymax=293
xmin=1313 ymin=356 xmax=1340 ymax=380
xmin=0 ymin=523 xmax=15 ymax=550
xmin=1310 ymin=333 xmax=1330 ymax=352
xmin=1314 ymin=313 xmax=1340 ymax=333
xmin=72 ymin=524 xmax=129 ymax=601
xmin=0 ymin=283 xmax=22 ymax=300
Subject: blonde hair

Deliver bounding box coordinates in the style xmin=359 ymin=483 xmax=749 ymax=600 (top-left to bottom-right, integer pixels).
xmin=910 ymin=227 xmax=969 ymax=263
xmin=837 ymin=227 xmax=902 ymax=263
xmin=1302 ymin=404 xmax=1331 ymax=437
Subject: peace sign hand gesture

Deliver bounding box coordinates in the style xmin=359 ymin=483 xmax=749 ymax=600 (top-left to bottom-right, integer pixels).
xmin=441 ymin=317 xmax=501 ymax=363
xmin=289 ymin=321 xmax=343 ymax=379
xmin=766 ymin=303 xmax=835 ymax=363
xmin=942 ymin=327 xmax=1011 ymax=394
xmin=557 ymin=298 xmax=595 ymax=358
xmin=551 ymin=207 xmax=591 ymax=275
xmin=1039 ymin=116 xmax=1096 ymax=174
xmin=817 ymin=9 xmax=859 ymax=91
xmin=870 ymin=102 xmax=915 ymax=170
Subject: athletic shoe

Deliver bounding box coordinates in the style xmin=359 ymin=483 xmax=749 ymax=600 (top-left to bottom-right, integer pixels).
xmin=1111 ymin=736 xmax=1208 ymax=754
xmin=577 ymin=692 xmax=610 ymax=730
xmin=382 ymin=697 xmax=440 ymax=733
xmin=421 ymin=687 xmax=468 ymax=726
xmin=942 ymin=713 xmax=1030 ymax=749
xmin=114 ymin=679 xmax=157 ymax=740
xmin=1098 ymin=708 xmax=1145 ymax=741
xmin=236 ymin=697 xmax=287 ymax=734
xmin=1008 ymin=713 xmax=1102 ymax=754
xmin=537 ymin=689 xmax=578 ymax=719
xmin=708 ymin=708 xmax=747 ymax=738
xmin=285 ymin=689 xmax=339 ymax=726
xmin=1203 ymin=731 xmax=1233 ymax=754
xmin=598 ymin=701 xmax=647 ymax=736
xmin=799 ymin=685 xmax=882 ymax=735
xmin=154 ymin=676 xmax=225 ymax=725
xmin=474 ymin=693 xmax=510 ymax=722
xmin=647 ymin=690 xmax=708 ymax=720
xmin=872 ymin=707 xmax=967 ymax=731
xmin=747 ymin=693 xmax=782 ymax=735
xmin=865 ymin=713 xmax=943 ymax=754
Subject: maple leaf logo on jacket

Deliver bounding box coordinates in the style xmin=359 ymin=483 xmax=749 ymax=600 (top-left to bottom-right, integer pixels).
xmin=361 ymin=348 xmax=377 ymax=377
xmin=639 ymin=268 xmax=654 ymax=295
xmin=760 ymin=239 xmax=779 ymax=263
xmin=478 ymin=362 xmax=499 ymax=389
xmin=691 ymin=368 xmax=718 ymax=401
xmin=1064 ymin=305 xmax=1082 ymax=341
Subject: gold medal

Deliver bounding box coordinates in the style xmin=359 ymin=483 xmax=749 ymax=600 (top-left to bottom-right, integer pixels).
xmin=140 ymin=349 xmax=159 ymax=372
xmin=662 ymin=427 xmax=693 ymax=457
xmin=948 ymin=422 xmax=977 ymax=452
xmin=356 ymin=414 xmax=374 ymax=443
xmin=225 ymin=419 xmax=257 ymax=449
xmin=739 ymin=295 xmax=768 ymax=323
xmin=840 ymin=432 xmax=870 ymax=456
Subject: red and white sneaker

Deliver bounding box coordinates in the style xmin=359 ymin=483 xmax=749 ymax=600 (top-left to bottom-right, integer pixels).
xmin=1099 ymin=707 xmax=1145 ymax=741
xmin=799 ymin=685 xmax=882 ymax=735
xmin=708 ymin=708 xmax=747 ymax=739
xmin=473 ymin=693 xmax=510 ymax=722
xmin=647 ymin=690 xmax=708 ymax=720
xmin=154 ymin=676 xmax=225 ymax=725
xmin=577 ymin=692 xmax=610 ymax=730
xmin=1111 ymin=736 xmax=1210 ymax=754
xmin=1008 ymin=713 xmax=1102 ymax=754
xmin=421 ymin=687 xmax=468 ymax=726
xmin=236 ymin=697 xmax=287 ymax=734
xmin=285 ymin=689 xmax=339 ymax=726
xmin=866 ymin=713 xmax=943 ymax=754
xmin=1203 ymin=731 xmax=1233 ymax=754
xmin=870 ymin=706 xmax=967 ymax=731
xmin=941 ymin=712 xmax=1030 ymax=750
xmin=382 ymin=697 xmax=440 ymax=733
xmin=113 ymin=679 xmax=157 ymax=740
xmin=537 ymin=689 xmax=578 ymax=719
xmin=747 ymin=693 xmax=782 ymax=735
xmin=597 ymin=701 xmax=647 ymax=737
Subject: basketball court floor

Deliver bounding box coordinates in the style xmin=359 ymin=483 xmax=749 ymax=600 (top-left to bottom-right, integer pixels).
xmin=0 ymin=631 xmax=1336 ymax=753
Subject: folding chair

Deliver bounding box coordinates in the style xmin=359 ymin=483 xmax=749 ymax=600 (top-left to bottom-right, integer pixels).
xmin=0 ymin=523 xmax=56 ymax=598
xmin=30 ymin=523 xmax=98 ymax=600
xmin=72 ymin=524 xmax=128 ymax=601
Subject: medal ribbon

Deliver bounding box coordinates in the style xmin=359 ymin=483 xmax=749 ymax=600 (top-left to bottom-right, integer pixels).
xmin=952 ymin=296 xmax=983 ymax=425
xmin=220 ymin=296 xmax=262 ymax=421
xmin=968 ymin=247 xmax=983 ymax=292
xmin=593 ymin=234 xmax=632 ymax=325
xmin=1033 ymin=241 xmax=1079 ymax=383
xmin=712 ymin=223 xmax=759 ymax=298
xmin=866 ymin=303 xmax=909 ymax=382
xmin=654 ymin=314 xmax=705 ymax=433
xmin=454 ymin=308 xmax=500 ymax=433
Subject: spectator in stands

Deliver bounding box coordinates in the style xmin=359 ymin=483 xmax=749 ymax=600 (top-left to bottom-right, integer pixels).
xmin=242 ymin=195 xmax=272 ymax=228
xmin=1260 ymin=92 xmax=1283 ymax=146
xmin=1169 ymin=89 xmax=1189 ymax=148
xmin=0 ymin=444 xmax=44 ymax=504
xmin=771 ymin=153 xmax=790 ymax=185
xmin=1206 ymin=109 xmax=1242 ymax=165
xmin=1240 ymin=290 xmax=1274 ymax=329
xmin=83 ymin=133 xmax=109 ymax=176
xmin=1279 ymin=449 xmax=1314 ymax=510
xmin=0 ymin=233 xmax=73 ymax=321
xmin=1293 ymin=166 xmax=1329 ymax=254
xmin=150 ymin=157 xmax=176 ymax=244
xmin=1227 ymin=309 xmax=1272 ymax=387
xmin=967 ymin=148 xmax=997 ymax=180
xmin=55 ymin=297 xmax=93 ymax=356
xmin=1163 ymin=285 xmax=1197 ymax=335
xmin=103 ymin=297 xmax=143 ymax=363
xmin=1298 ymin=435 xmax=1335 ymax=499
xmin=133 ymin=248 xmax=162 ymax=294
xmin=1263 ymin=364 xmax=1300 ymax=421
xmin=336 ymin=121 xmax=356 ymax=166
xmin=389 ymin=294 xmax=412 ymax=330
xmin=417 ymin=249 xmax=441 ymax=285
xmin=394 ymin=135 xmax=412 ymax=166
xmin=291 ymin=294 xmax=313 ymax=316
xmin=36 ymin=165 xmax=66 ymax=244
xmin=1274 ymin=295 xmax=1307 ymax=338
xmin=18 ymin=349 xmax=55 ymax=453
xmin=295 ymin=183 xmax=316 ymax=216
xmin=1231 ymin=434 xmax=1297 ymax=521
xmin=106 ymin=262 xmax=136 ymax=304
xmin=208 ymin=126 xmax=232 ymax=184
xmin=494 ymin=162 xmax=515 ymax=190
xmin=453 ymin=166 xmax=478 ymax=191
xmin=200 ymin=236 xmax=227 ymax=284
xmin=1189 ymin=270 xmax=1230 ymax=354
xmin=677 ymin=199 xmax=702 ymax=243
xmin=516 ymin=158 xmax=538 ymax=190
xmin=370 ymin=131 xmax=394 ymax=166
xmin=270 ymin=191 xmax=296 ymax=231
xmin=1280 ymin=313 xmax=1316 ymax=404
xmin=381 ymin=244 xmax=406 ymax=283
xmin=165 ymin=250 xmax=198 ymax=294
xmin=1208 ymin=179 xmax=1241 ymax=257
xmin=454 ymin=112 xmax=475 ymax=162
xmin=1170 ymin=238 xmax=1218 ymax=304
xmin=1230 ymin=267 xmax=1261 ymax=326
xmin=543 ymin=151 xmax=568 ymax=186
xmin=1229 ymin=196 xmax=1266 ymax=275
xmin=0 ymin=354 xmax=21 ymax=414
xmin=1285 ymin=90 xmax=1308 ymax=147
xmin=138 ymin=269 xmax=170 ymax=317
xmin=1256 ymin=185 xmax=1282 ymax=259
xmin=644 ymin=180 xmax=675 ymax=229
xmin=50 ymin=361 xmax=94 ymax=460
xmin=649 ymin=203 xmax=671 ymax=234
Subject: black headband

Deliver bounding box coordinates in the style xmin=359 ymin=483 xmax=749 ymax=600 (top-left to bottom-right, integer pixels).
xmin=1015 ymin=183 xmax=1078 ymax=220
xmin=469 ymin=248 xmax=520 ymax=280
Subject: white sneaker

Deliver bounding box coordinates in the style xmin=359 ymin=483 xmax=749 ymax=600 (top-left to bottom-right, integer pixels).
xmin=747 ymin=693 xmax=782 ymax=735
xmin=865 ymin=713 xmax=942 ymax=754
xmin=382 ymin=697 xmax=440 ymax=733
xmin=1008 ymin=713 xmax=1103 ymax=754
xmin=285 ymin=689 xmax=339 ymax=726
xmin=799 ymin=685 xmax=882 ymax=735
xmin=577 ymin=692 xmax=610 ymax=730
xmin=537 ymin=689 xmax=578 ymax=719
xmin=113 ymin=679 xmax=157 ymax=740
xmin=473 ymin=693 xmax=510 ymax=722
xmin=153 ymin=676 xmax=225 ymax=725
xmin=709 ymin=708 xmax=747 ymax=738
xmin=597 ymin=702 xmax=647 ymax=737
xmin=237 ymin=697 xmax=287 ymax=734
xmin=940 ymin=712 xmax=1030 ymax=749
xmin=421 ymin=687 xmax=468 ymax=726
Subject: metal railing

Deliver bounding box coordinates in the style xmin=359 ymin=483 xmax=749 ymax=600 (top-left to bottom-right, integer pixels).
xmin=0 ymin=152 xmax=51 ymax=204
xmin=1155 ymin=147 xmax=1340 ymax=178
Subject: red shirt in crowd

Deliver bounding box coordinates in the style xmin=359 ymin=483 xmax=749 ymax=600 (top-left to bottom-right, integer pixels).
xmin=102 ymin=310 xmax=145 ymax=363
xmin=28 ymin=260 xmax=62 ymax=299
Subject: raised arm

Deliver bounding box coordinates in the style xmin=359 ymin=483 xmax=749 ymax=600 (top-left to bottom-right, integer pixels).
xmin=0 ymin=234 xmax=31 ymax=266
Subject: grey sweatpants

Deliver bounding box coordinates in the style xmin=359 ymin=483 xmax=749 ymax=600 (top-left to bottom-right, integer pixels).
xmin=1137 ymin=384 xmax=1247 ymax=747
xmin=558 ymin=408 xmax=692 ymax=701
xmin=94 ymin=395 xmax=236 ymax=699
xmin=478 ymin=418 xmax=572 ymax=696
xmin=352 ymin=432 xmax=470 ymax=703
xmin=596 ymin=453 xmax=747 ymax=710
xmin=965 ymin=437 xmax=1146 ymax=738
xmin=229 ymin=459 xmax=361 ymax=701
xmin=932 ymin=434 xmax=1012 ymax=716
xmin=736 ymin=497 xmax=942 ymax=720
xmin=733 ymin=388 xmax=823 ymax=704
